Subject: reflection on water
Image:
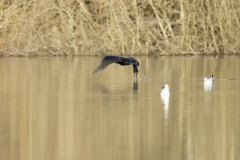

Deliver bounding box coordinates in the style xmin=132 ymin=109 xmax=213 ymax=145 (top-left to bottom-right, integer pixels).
xmin=1 ymin=56 xmax=240 ymax=160
xmin=133 ymin=81 xmax=138 ymax=92
xmin=204 ymin=81 xmax=214 ymax=91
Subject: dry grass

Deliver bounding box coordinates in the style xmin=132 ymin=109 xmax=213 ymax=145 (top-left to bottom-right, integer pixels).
xmin=0 ymin=0 xmax=240 ymax=56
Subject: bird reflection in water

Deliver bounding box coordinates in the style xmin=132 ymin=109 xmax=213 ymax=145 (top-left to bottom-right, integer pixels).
xmin=160 ymin=84 xmax=170 ymax=155
xmin=133 ymin=80 xmax=138 ymax=91
xmin=94 ymin=80 xmax=139 ymax=95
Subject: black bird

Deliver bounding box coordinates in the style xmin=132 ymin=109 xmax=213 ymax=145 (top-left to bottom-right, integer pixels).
xmin=93 ymin=56 xmax=140 ymax=78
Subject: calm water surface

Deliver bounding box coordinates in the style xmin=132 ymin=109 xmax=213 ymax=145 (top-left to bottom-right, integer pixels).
xmin=1 ymin=56 xmax=240 ymax=160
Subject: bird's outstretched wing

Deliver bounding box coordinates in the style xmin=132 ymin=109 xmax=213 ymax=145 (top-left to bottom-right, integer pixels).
xmin=93 ymin=56 xmax=123 ymax=74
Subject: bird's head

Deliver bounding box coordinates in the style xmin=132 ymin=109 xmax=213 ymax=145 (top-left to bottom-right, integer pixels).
xmin=128 ymin=57 xmax=139 ymax=66
xmin=162 ymin=84 xmax=169 ymax=90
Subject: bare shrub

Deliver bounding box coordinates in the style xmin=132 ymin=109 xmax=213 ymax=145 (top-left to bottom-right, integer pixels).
xmin=0 ymin=0 xmax=239 ymax=56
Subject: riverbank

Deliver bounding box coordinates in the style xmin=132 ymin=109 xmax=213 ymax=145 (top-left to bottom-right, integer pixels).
xmin=0 ymin=0 xmax=240 ymax=56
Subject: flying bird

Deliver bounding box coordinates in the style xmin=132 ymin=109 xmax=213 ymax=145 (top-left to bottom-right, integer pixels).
xmin=93 ymin=56 xmax=140 ymax=78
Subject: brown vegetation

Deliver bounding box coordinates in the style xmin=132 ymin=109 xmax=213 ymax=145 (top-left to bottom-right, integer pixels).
xmin=0 ymin=0 xmax=240 ymax=56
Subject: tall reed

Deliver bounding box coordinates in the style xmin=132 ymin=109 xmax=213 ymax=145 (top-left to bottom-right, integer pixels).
xmin=0 ymin=0 xmax=239 ymax=56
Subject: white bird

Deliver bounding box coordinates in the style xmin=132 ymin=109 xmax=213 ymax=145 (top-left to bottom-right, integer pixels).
xmin=204 ymin=75 xmax=214 ymax=83
xmin=160 ymin=84 xmax=170 ymax=119
xmin=204 ymin=75 xmax=214 ymax=91
xmin=161 ymin=84 xmax=170 ymax=98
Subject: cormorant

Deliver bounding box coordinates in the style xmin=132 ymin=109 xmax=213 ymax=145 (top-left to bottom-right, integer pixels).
xmin=93 ymin=56 xmax=140 ymax=78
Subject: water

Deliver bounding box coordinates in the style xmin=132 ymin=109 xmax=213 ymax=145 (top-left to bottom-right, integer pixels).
xmin=0 ymin=56 xmax=240 ymax=160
